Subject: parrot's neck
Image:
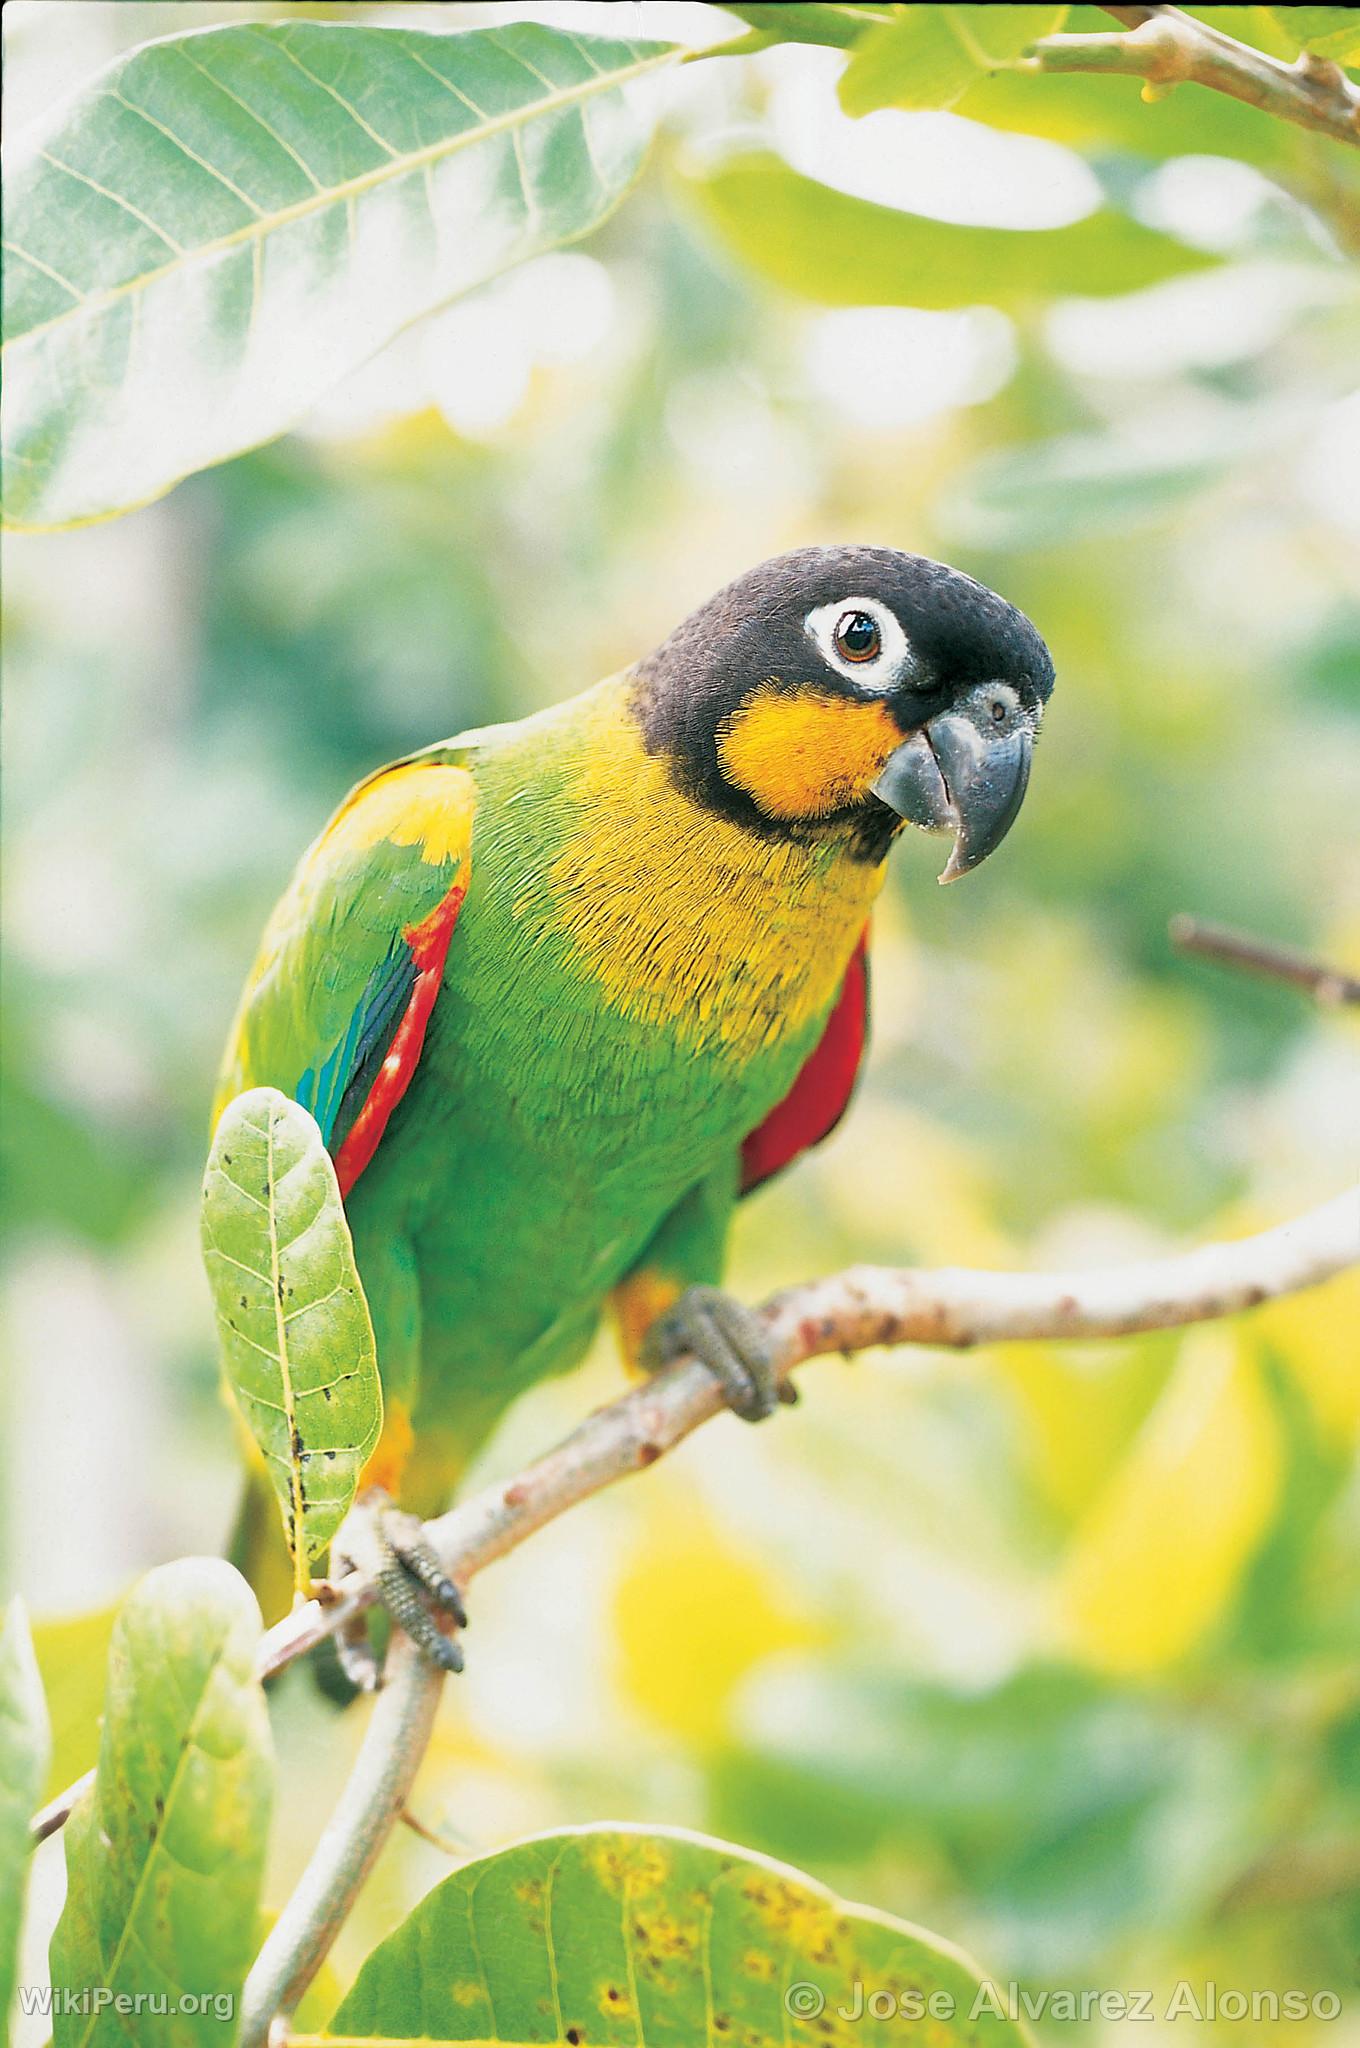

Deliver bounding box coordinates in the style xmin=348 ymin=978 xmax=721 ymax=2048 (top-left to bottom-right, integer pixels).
xmin=503 ymin=679 xmax=889 ymax=1059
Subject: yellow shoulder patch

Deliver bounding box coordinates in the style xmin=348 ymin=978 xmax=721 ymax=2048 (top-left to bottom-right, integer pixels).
xmin=717 ymin=689 xmax=902 ymax=821
xmin=320 ymin=762 xmax=476 ymax=868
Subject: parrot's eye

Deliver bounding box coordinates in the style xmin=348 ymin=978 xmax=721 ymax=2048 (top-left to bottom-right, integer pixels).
xmin=804 ymin=594 xmax=911 ymax=692
xmin=833 ymin=610 xmax=882 ymax=663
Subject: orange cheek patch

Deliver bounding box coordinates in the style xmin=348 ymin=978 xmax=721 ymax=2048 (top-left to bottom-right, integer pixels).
xmin=718 ymin=690 xmax=903 ymax=821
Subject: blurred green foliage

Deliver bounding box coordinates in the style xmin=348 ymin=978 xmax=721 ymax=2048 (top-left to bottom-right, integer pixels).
xmin=3 ymin=3 xmax=1358 ymax=2042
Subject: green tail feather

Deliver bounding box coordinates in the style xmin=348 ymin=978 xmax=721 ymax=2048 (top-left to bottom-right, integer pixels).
xmin=226 ymin=1464 xmax=295 ymax=1629
xmin=227 ymin=1465 xmax=367 ymax=1706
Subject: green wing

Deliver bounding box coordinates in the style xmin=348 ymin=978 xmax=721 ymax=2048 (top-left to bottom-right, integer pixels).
xmin=216 ymin=759 xmax=476 ymax=1194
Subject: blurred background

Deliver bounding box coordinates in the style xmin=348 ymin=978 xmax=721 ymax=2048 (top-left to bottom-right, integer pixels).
xmin=4 ymin=2 xmax=1359 ymax=2039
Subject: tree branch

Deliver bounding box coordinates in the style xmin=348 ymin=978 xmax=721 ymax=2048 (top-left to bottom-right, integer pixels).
xmin=231 ymin=1187 xmax=1356 ymax=1693
xmin=33 ymin=1187 xmax=1359 ymax=2039
xmin=1169 ymin=915 xmax=1360 ymax=1007
xmin=237 ymin=1633 xmax=441 ymax=2048
xmin=1028 ymin=5 xmax=1360 ymax=151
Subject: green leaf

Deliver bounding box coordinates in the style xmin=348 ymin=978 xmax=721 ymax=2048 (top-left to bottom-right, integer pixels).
xmin=955 ymin=62 xmax=1294 ymax=166
xmin=1182 ymin=7 xmax=1300 ymax=60
xmin=679 ymin=152 xmax=1214 ymax=308
xmin=1 ymin=20 xmax=677 ymax=532
xmin=203 ymin=1087 xmax=382 ymax=1590
xmin=49 ymin=1560 xmax=272 ymax=2048
xmin=1 ymin=1601 xmax=51 ymax=2042
xmin=720 ymin=3 xmax=899 ymax=51
xmin=328 ymin=1823 xmax=1033 ymax=2044
xmin=840 ymin=4 xmax=1068 ymax=115
xmin=1261 ymin=6 xmax=1360 ymax=64
xmin=936 ymin=411 xmax=1283 ymax=550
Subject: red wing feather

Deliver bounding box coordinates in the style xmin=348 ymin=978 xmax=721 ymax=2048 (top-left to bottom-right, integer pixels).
xmin=332 ymin=878 xmax=467 ymax=1198
xmin=739 ymin=929 xmax=869 ymax=1196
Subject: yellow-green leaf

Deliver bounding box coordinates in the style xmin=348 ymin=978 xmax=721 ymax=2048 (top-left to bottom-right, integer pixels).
xmin=328 ymin=1823 xmax=1033 ymax=2045
xmin=49 ymin=1560 xmax=272 ymax=2048
xmin=955 ymin=60 xmax=1293 ymax=166
xmin=840 ymin=4 xmax=1068 ymax=116
xmin=31 ymin=1604 xmax=120 ymax=1804
xmin=936 ymin=414 xmax=1270 ymax=549
xmin=1188 ymin=7 xmax=1360 ymax=65
xmin=680 ymin=151 xmax=1214 ymax=309
xmin=1261 ymin=6 xmax=1360 ymax=64
xmin=1054 ymin=1330 xmax=1282 ymax=1674
xmin=721 ymin=4 xmax=899 ymax=51
xmin=1 ymin=1600 xmax=50 ymax=2042
xmin=1 ymin=20 xmax=677 ymax=531
xmin=202 ymin=1087 xmax=382 ymax=1590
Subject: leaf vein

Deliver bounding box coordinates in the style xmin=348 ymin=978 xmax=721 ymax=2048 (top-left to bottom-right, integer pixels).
xmin=211 ymin=1163 xmax=270 ymax=1212
xmin=260 ymin=30 xmax=401 ymax=157
xmin=565 ymin=32 xmax=606 ymax=77
xmin=226 ymin=1325 xmax=281 ymax=1365
xmin=298 ymin=1365 xmax=370 ymax=1398
xmin=389 ymin=37 xmax=489 ymax=119
xmin=508 ymin=125 xmax=540 ymax=233
xmin=283 ymin=1280 xmax=347 ymax=1323
xmin=1 ymin=239 xmax=83 ymax=299
xmin=203 ymin=1242 xmax=271 ymax=1284
xmin=170 ymin=41 xmax=326 ymax=192
xmin=484 ymin=28 xmax=558 ymax=94
xmin=575 ymin=102 xmax=607 ymax=200
xmin=35 ymin=149 xmax=185 ymax=256
xmin=265 ymin=1106 xmax=309 ymax=1595
xmin=109 ymin=88 xmax=268 ymax=216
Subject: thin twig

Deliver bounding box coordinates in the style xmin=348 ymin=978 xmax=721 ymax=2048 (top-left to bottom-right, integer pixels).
xmin=1030 ymin=4 xmax=1360 ymax=151
xmin=1170 ymin=915 xmax=1360 ymax=1006
xmin=237 ymin=1633 xmax=443 ymax=2048
xmin=1219 ymin=1835 xmax=1360 ymax=1913
xmin=398 ymin=1800 xmax=474 ymax=1856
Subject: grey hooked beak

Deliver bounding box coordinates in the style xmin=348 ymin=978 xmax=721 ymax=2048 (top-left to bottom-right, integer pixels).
xmin=872 ymin=684 xmax=1035 ymax=884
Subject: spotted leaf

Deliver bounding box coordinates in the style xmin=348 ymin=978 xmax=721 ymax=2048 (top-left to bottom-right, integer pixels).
xmin=202 ymin=1086 xmax=382 ymax=1592
xmin=329 ymin=1823 xmax=1031 ymax=2045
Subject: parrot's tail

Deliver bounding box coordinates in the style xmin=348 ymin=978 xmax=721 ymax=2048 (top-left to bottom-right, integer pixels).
xmin=226 ymin=1464 xmax=295 ymax=1628
xmin=225 ymin=1463 xmax=378 ymax=1707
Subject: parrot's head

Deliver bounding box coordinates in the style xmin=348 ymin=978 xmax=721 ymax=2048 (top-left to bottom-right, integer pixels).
xmin=632 ymin=545 xmax=1054 ymax=880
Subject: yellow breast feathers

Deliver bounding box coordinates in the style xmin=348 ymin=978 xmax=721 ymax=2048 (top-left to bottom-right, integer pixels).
xmin=540 ymin=684 xmax=887 ymax=1054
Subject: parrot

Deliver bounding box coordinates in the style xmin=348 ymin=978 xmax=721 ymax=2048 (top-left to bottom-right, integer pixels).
xmin=217 ymin=545 xmax=1054 ymax=1673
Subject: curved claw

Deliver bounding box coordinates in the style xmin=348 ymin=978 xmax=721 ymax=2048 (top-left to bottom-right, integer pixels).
xmin=332 ymin=1491 xmax=467 ymax=1687
xmin=643 ymin=1284 xmax=794 ymax=1423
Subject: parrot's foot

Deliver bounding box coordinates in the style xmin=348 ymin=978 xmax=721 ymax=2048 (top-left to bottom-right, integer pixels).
xmin=642 ymin=1284 xmax=796 ymax=1423
xmin=331 ymin=1489 xmax=467 ymax=1689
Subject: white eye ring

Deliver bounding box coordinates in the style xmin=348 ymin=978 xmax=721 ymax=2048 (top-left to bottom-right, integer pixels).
xmin=804 ymin=596 xmax=914 ymax=693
